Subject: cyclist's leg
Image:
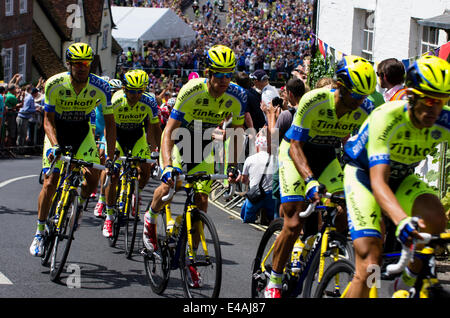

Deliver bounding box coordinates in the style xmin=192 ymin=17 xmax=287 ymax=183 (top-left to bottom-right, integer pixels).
xmin=265 ymin=141 xmax=308 ymax=296
xmin=144 ymin=143 xmax=183 ymax=251
xmin=95 ymin=135 xmax=107 ymax=217
xmin=394 ymin=175 xmax=446 ymax=289
xmin=131 ymin=133 xmax=152 ymax=190
xmin=317 ymin=157 xmax=347 ymax=234
xmin=344 ymin=164 xmax=384 ymax=298
xmin=32 ymin=136 xmax=62 ymax=256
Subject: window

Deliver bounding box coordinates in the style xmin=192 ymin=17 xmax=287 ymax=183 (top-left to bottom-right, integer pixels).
xmin=18 ymin=44 xmax=27 ymax=83
xmin=361 ymin=10 xmax=374 ymax=61
xmin=2 ymin=48 xmax=13 ymax=83
xmin=421 ymin=26 xmax=439 ymax=54
xmin=102 ymin=28 xmax=108 ymax=49
xmin=19 ymin=0 xmax=27 ymax=13
xmin=5 ymin=0 xmax=14 ymax=16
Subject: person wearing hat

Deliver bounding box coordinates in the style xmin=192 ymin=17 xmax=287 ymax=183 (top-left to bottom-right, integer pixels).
xmin=250 ymin=69 xmax=280 ymax=122
xmin=238 ymin=132 xmax=276 ymax=224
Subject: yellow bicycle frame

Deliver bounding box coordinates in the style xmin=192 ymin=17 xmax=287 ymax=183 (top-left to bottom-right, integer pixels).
xmin=55 ymin=166 xmax=81 ymax=231
xmin=164 ymin=182 xmax=210 ymax=262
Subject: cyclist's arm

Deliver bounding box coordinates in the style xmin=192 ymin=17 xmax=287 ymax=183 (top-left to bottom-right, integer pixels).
xmin=289 ymin=139 xmax=314 ymax=180
xmin=146 ymin=117 xmax=162 ymax=152
xmin=228 ymin=123 xmax=245 ymax=168
xmin=370 ymin=163 xmax=408 ymax=226
xmin=103 ymin=113 xmax=116 ymax=159
xmin=161 ymin=117 xmax=181 ymax=167
xmin=43 ymin=111 xmax=58 ymax=146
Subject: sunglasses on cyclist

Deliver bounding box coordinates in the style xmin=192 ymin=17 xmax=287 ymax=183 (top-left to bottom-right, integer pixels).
xmin=410 ymin=88 xmax=449 ymax=106
xmin=211 ymin=72 xmax=233 ymax=79
xmin=70 ymin=60 xmax=92 ymax=68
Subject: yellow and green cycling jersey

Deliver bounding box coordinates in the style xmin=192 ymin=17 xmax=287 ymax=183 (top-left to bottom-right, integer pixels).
xmin=44 ymin=72 xmax=112 ymax=121
xmin=42 ymin=72 xmax=112 ymax=172
xmin=343 ymin=101 xmax=449 ymax=240
xmin=111 ymin=90 xmax=160 ymax=160
xmin=343 ymin=100 xmax=450 ymax=180
xmin=165 ymin=77 xmax=247 ymax=194
xmin=279 ymin=88 xmax=374 ymax=202
xmin=170 ymin=77 xmax=247 ymax=133
xmin=111 ymin=90 xmax=160 ymax=129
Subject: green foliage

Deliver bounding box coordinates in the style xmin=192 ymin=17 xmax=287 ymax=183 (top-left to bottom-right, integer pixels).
xmin=308 ymin=50 xmax=335 ymax=89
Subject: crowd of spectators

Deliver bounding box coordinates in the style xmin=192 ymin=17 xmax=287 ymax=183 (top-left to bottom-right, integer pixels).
xmin=0 ymin=74 xmax=45 ymax=150
xmin=112 ymin=0 xmax=314 ymax=94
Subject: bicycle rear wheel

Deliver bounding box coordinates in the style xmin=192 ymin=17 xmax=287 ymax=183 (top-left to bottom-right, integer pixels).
xmin=180 ymin=209 xmax=222 ymax=298
xmin=125 ymin=180 xmax=139 ymax=259
xmin=143 ymin=207 xmax=170 ymax=295
xmin=49 ymin=191 xmax=79 ymax=282
xmin=313 ymin=259 xmax=355 ymax=298
xmin=251 ymin=217 xmax=284 ymax=298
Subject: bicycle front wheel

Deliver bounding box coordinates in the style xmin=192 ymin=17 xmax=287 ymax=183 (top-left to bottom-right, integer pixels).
xmin=125 ymin=180 xmax=139 ymax=259
xmin=41 ymin=190 xmax=62 ymax=266
xmin=49 ymin=191 xmax=79 ymax=282
xmin=302 ymin=233 xmax=354 ymax=298
xmin=143 ymin=207 xmax=170 ymax=295
xmin=313 ymin=259 xmax=355 ymax=298
xmin=251 ymin=217 xmax=284 ymax=298
xmin=180 ymin=209 xmax=222 ymax=298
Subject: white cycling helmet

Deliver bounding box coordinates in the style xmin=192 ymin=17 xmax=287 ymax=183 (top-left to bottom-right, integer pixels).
xmin=109 ymin=79 xmax=123 ymax=90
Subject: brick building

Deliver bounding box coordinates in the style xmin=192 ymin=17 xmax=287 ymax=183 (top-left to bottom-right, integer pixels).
xmin=0 ymin=0 xmax=33 ymax=83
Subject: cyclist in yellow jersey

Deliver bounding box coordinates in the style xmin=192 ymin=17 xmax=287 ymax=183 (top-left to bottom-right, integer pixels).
xmin=342 ymin=55 xmax=450 ymax=297
xmin=30 ymin=43 xmax=117 ymax=256
xmin=143 ymin=45 xmax=246 ymax=285
xmin=102 ymin=69 xmax=162 ymax=238
xmin=93 ymin=78 xmax=124 ymax=218
xmin=265 ymin=56 xmax=377 ymax=298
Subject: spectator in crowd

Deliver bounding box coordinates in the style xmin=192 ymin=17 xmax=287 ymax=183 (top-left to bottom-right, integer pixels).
xmin=262 ymin=77 xmax=306 ymax=220
xmin=4 ymin=84 xmax=22 ymax=147
xmin=0 ymin=86 xmax=5 ymax=144
xmin=251 ymin=69 xmax=279 ymax=109
xmin=113 ymin=0 xmax=314 ymax=91
xmin=238 ymin=133 xmax=276 ymax=224
xmin=16 ymin=87 xmax=38 ymax=146
xmin=377 ymin=58 xmax=407 ymax=101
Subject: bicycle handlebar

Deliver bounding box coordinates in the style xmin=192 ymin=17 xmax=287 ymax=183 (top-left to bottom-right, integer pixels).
xmin=161 ymin=174 xmax=235 ymax=202
xmin=118 ymin=156 xmax=157 ymax=164
xmin=298 ymin=192 xmax=333 ymax=218
xmin=385 ymin=233 xmax=433 ymax=275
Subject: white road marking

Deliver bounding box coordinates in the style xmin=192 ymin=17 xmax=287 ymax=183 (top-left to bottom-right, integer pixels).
xmin=0 ymin=175 xmax=38 ymax=189
xmin=0 ymin=272 xmax=13 ymax=285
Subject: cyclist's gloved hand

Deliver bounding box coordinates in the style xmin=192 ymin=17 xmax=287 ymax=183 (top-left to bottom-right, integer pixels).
xmin=46 ymin=144 xmax=61 ymax=160
xmin=305 ymin=177 xmax=320 ymax=202
xmin=161 ymin=165 xmax=182 ymax=184
xmin=396 ymin=216 xmax=421 ymax=246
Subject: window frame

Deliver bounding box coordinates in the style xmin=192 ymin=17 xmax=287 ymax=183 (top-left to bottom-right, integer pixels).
xmin=361 ymin=10 xmax=375 ymax=62
xmin=18 ymin=44 xmax=27 ymax=83
xmin=3 ymin=48 xmax=13 ymax=83
xmin=5 ymin=0 xmax=14 ymax=16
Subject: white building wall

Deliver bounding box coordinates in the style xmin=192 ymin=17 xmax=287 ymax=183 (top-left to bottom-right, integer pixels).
xmin=317 ymin=0 xmax=450 ymax=62
xmin=317 ymin=0 xmax=450 ymax=187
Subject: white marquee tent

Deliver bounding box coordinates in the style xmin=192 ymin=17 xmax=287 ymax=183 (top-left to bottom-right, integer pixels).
xmin=111 ymin=7 xmax=196 ymax=52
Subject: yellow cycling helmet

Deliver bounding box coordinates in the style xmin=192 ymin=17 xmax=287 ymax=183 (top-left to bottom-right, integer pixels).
xmin=66 ymin=42 xmax=94 ymax=61
xmin=207 ymin=45 xmax=236 ymax=71
xmin=123 ymin=70 xmax=149 ymax=90
xmin=405 ymin=55 xmax=450 ymax=95
xmin=335 ymin=55 xmax=376 ymax=95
